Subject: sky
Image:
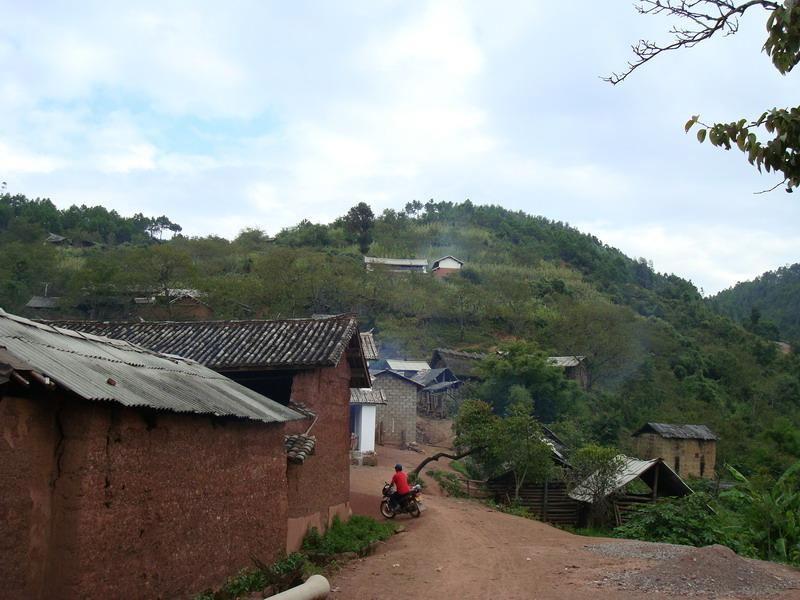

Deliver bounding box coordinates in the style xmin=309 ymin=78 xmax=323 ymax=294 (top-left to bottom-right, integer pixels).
xmin=1 ymin=1 xmax=799 ymax=295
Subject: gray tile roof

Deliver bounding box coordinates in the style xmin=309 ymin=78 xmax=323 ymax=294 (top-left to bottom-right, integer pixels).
xmin=430 ymin=348 xmax=487 ymax=379
xmin=0 ymin=310 xmax=303 ymax=424
xmin=285 ymin=434 xmax=316 ymax=463
xmin=633 ymin=422 xmax=719 ymax=441
xmin=360 ymin=331 xmax=379 ymax=361
xmin=45 ymin=316 xmax=370 ymax=385
xmin=350 ymin=388 xmax=387 ymax=405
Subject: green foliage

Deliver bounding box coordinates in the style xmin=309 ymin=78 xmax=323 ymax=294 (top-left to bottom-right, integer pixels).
xmin=485 ymin=498 xmax=534 ymax=519
xmin=614 ymin=493 xmax=741 ymax=549
xmin=615 ymin=2 xmax=800 ymax=191
xmin=722 ymin=461 xmax=800 ymax=563
xmin=426 ymin=469 xmax=468 ymax=498
xmin=192 ymin=553 xmax=308 ymax=600
xmin=567 ymin=445 xmax=625 ymax=526
xmin=301 ymin=515 xmax=396 ymax=559
xmin=710 ymin=263 xmax=800 ymax=344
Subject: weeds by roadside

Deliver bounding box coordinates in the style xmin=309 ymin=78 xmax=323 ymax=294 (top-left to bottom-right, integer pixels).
xmin=426 ymin=469 xmax=468 ymax=497
xmin=193 ymin=516 xmax=396 ymax=599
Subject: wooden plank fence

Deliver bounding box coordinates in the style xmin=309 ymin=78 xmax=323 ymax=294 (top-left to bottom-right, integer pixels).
xmin=484 ymin=478 xmax=581 ymax=526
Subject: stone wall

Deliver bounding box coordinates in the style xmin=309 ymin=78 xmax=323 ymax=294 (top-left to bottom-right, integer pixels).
xmin=0 ymin=393 xmax=289 ymax=599
xmin=633 ymin=433 xmax=717 ymax=479
xmin=372 ymin=373 xmax=418 ymax=444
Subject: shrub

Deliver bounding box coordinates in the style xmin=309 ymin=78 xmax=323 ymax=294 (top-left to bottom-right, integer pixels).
xmin=302 ymin=515 xmax=396 ymax=559
xmin=426 ymin=469 xmax=467 ymax=497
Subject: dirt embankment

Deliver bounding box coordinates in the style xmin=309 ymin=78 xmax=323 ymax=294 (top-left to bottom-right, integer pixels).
xmin=337 ymin=445 xmax=800 ymax=600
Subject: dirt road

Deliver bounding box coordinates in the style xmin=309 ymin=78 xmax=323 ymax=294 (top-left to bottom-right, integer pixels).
xmin=334 ymin=446 xmax=800 ymax=600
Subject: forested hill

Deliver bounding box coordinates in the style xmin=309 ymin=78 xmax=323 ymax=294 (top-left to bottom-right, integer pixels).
xmin=2 ymin=194 xmax=799 ymax=477
xmin=709 ymin=264 xmax=800 ymax=345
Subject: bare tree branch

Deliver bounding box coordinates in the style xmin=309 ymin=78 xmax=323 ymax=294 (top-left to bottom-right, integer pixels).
xmin=605 ymin=0 xmax=779 ymax=84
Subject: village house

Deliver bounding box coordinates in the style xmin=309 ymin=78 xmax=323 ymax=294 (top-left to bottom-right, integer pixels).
xmin=371 ymin=369 xmax=423 ymax=445
xmin=547 ymin=355 xmax=589 ymax=389
xmin=49 ymin=315 xmax=371 ymax=551
xmin=631 ymin=422 xmax=719 ymax=479
xmin=430 ymin=348 xmax=487 ymax=380
xmin=430 ymin=255 xmax=464 ymax=278
xmin=363 ymin=256 xmax=428 ymax=273
xmin=413 ymin=367 xmax=462 ymax=418
xmin=0 ymin=310 xmax=305 ymax=599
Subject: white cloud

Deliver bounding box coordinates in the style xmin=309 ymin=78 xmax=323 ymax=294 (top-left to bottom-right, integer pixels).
xmin=0 ymin=142 xmax=66 ymax=174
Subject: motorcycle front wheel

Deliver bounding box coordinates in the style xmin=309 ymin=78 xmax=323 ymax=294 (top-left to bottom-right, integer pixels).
xmin=380 ymin=500 xmax=396 ymax=519
xmin=408 ymin=500 xmax=421 ymax=518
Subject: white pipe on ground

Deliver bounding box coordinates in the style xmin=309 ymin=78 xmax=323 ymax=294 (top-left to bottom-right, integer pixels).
xmin=266 ymin=575 xmax=330 ymax=600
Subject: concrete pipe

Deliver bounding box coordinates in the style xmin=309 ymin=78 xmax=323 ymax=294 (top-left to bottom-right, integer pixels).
xmin=266 ymin=575 xmax=330 ymax=600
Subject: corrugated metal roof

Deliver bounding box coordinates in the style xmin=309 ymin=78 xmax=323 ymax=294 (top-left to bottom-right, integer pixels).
xmin=385 ymin=359 xmax=430 ymax=372
xmin=26 ymin=296 xmax=60 ymax=309
xmin=0 ymin=310 xmax=303 ymax=424
xmin=371 ymin=369 xmax=424 ymax=388
xmin=421 ymin=380 xmax=461 ymax=393
xmin=350 ymin=388 xmax=387 ymax=405
xmin=364 ymin=256 xmax=428 ymax=266
xmin=360 ymin=332 xmax=379 ymax=361
xmin=46 ymin=316 xmax=362 ymax=371
xmin=547 ymin=356 xmax=585 ymax=368
xmin=569 ymin=456 xmax=692 ymax=503
xmin=633 ymin=423 xmax=719 ymax=441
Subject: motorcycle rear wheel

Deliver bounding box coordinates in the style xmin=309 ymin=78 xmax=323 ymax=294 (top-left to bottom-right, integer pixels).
xmin=408 ymin=500 xmax=421 ymax=518
xmin=380 ymin=500 xmax=396 ymax=519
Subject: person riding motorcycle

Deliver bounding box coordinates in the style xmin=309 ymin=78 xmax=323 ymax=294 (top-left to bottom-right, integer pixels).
xmin=389 ymin=463 xmax=411 ymax=510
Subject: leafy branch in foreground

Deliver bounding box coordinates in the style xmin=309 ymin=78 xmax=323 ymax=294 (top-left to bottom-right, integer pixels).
xmin=609 ymin=0 xmax=800 ymax=192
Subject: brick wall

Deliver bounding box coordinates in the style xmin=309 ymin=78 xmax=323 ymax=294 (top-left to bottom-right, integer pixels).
xmin=0 ymin=393 xmax=289 ymax=599
xmin=283 ymin=358 xmax=352 ymax=549
xmin=372 ymin=373 xmax=418 ymax=444
xmin=633 ymin=433 xmax=717 ymax=479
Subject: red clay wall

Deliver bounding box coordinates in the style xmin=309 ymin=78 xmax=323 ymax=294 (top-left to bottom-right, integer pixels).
xmin=284 ymin=359 xmax=352 ymax=548
xmin=1 ymin=393 xmax=289 ymax=599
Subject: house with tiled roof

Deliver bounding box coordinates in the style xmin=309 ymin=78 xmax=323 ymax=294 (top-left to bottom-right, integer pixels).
xmin=632 ymin=422 xmax=719 ymax=479
xmin=46 ymin=315 xmax=371 ymax=551
xmin=0 ymin=310 xmax=306 ymax=599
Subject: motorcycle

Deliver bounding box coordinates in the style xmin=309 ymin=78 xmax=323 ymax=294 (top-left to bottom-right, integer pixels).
xmin=380 ymin=482 xmax=423 ymax=518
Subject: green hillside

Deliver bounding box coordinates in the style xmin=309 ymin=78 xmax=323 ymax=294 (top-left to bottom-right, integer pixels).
xmin=2 ymin=194 xmax=799 ymax=477
xmin=710 ymin=264 xmax=800 ymax=345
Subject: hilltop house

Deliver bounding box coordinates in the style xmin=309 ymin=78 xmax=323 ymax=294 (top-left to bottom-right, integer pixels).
xmin=631 ymin=423 xmax=718 ymax=479
xmin=431 ymin=255 xmax=464 ymax=278
xmin=371 ymin=369 xmax=423 ymax=445
xmin=0 ymin=310 xmax=304 ymax=599
xmin=48 ymin=315 xmax=371 ymax=551
xmin=364 ymin=256 xmax=428 ymax=273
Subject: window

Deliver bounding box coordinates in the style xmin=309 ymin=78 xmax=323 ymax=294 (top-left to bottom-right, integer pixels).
xmin=700 ymin=455 xmax=706 ymax=477
xmin=674 ymin=456 xmax=680 ymax=474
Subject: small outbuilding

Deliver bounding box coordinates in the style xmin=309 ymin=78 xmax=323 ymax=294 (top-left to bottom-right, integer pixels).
xmin=631 ymin=422 xmax=718 ymax=479
xmin=547 ymin=355 xmax=589 ymax=389
xmin=349 ymin=388 xmax=386 ymax=453
xmin=364 ymin=256 xmax=428 ymax=273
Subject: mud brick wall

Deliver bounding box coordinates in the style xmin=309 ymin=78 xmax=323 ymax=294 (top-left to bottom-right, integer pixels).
xmin=0 ymin=393 xmax=289 ymax=600
xmin=633 ymin=433 xmax=717 ymax=479
xmin=284 ymin=359 xmax=352 ymax=549
xmin=372 ymin=373 xmax=417 ymax=444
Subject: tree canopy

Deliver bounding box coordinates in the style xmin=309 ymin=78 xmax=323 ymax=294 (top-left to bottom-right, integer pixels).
xmin=611 ymin=1 xmax=800 ymax=191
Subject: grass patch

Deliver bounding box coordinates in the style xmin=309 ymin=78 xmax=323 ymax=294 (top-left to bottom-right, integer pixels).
xmin=426 ymin=469 xmax=467 ymax=497
xmin=449 ymin=460 xmax=469 ymax=478
xmin=302 ymin=515 xmax=396 ymax=560
xmin=407 ymin=471 xmax=426 ymax=488
xmin=485 ymin=499 xmax=535 ymax=519
xmin=193 ymin=516 xmax=394 ymax=599
xmin=560 ymin=525 xmax=613 ymax=538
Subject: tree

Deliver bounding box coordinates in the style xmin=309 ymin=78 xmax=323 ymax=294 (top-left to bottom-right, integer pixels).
xmin=343 ymin=202 xmax=375 ymax=254
xmin=453 ymin=397 xmax=554 ymax=501
xmin=610 ymin=1 xmax=800 ymax=191
xmin=565 ymin=445 xmax=625 ymax=527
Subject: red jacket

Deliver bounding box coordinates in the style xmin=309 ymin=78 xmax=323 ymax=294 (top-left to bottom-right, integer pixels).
xmin=391 ymin=471 xmax=410 ymax=495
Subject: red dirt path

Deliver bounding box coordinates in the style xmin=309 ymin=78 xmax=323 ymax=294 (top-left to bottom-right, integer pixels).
xmin=333 ymin=445 xmax=800 ymax=600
